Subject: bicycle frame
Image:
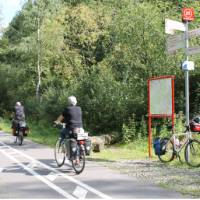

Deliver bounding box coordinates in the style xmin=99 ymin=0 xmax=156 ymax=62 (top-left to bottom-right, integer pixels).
xmin=170 ymin=131 xmax=191 ymax=154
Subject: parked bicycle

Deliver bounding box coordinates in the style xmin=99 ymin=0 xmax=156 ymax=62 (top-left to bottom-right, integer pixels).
xmin=54 ymin=123 xmax=91 ymax=174
xmin=153 ymin=125 xmax=200 ymax=167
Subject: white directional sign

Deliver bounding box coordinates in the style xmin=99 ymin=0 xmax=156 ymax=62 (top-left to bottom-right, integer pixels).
xmin=167 ymin=34 xmax=184 ymax=43
xmin=187 ymin=46 xmax=200 ymax=56
xmin=189 ymin=28 xmax=200 ymax=38
xmin=166 ymin=42 xmax=185 ymax=54
xmin=166 ymin=34 xmax=185 ymax=54
xmin=165 ymin=19 xmax=186 ymax=35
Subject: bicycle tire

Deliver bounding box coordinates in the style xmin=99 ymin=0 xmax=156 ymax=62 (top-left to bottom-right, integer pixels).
xmin=17 ymin=131 xmax=23 ymax=146
xmin=185 ymin=139 xmax=200 ymax=167
xmin=72 ymin=145 xmax=85 ymax=174
xmin=54 ymin=138 xmax=66 ymax=167
xmin=158 ymin=138 xmax=175 ymax=162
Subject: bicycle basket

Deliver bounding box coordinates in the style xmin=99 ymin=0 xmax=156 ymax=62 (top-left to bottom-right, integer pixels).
xmin=153 ymin=138 xmax=168 ymax=155
xmin=73 ymin=128 xmax=88 ymax=140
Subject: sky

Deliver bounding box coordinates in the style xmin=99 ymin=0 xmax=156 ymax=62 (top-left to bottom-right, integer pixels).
xmin=0 ymin=0 xmax=26 ymax=28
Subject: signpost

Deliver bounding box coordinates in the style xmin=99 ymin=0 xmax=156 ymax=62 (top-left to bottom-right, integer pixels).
xmin=148 ymin=9 xmax=199 ymax=158
xmin=166 ymin=34 xmax=185 ymax=53
xmin=166 ymin=27 xmax=200 ymax=52
xmin=165 ymin=20 xmax=186 ymax=54
xmin=164 ymin=8 xmax=198 ymax=148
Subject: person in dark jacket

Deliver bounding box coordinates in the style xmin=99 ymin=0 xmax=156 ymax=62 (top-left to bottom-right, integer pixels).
xmin=54 ymin=96 xmax=83 ymax=140
xmin=11 ymin=102 xmax=26 ymax=136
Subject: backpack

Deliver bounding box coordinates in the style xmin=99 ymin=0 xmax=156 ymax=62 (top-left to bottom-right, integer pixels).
xmin=153 ymin=138 xmax=168 ymax=155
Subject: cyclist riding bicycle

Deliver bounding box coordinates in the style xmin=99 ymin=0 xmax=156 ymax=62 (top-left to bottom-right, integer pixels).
xmin=11 ymin=101 xmax=26 ymax=137
xmin=54 ymin=96 xmax=83 ymax=142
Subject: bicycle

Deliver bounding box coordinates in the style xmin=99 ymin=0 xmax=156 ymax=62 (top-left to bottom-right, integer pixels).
xmin=14 ymin=122 xmax=28 ymax=146
xmin=155 ymin=125 xmax=200 ymax=167
xmin=54 ymin=124 xmax=91 ymax=174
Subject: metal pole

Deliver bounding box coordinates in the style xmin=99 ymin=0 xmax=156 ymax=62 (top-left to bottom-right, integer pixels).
xmin=184 ymin=21 xmax=192 ymax=161
xmin=184 ymin=21 xmax=189 ymax=127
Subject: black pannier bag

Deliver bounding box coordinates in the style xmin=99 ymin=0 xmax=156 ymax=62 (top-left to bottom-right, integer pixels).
xmin=153 ymin=138 xmax=168 ymax=155
xmin=85 ymin=138 xmax=92 ymax=156
xmin=70 ymin=138 xmax=77 ymax=156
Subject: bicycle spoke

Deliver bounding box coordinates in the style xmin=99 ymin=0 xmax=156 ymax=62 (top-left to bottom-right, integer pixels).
xmin=72 ymin=147 xmax=85 ymax=174
xmin=158 ymin=138 xmax=174 ymax=162
xmin=54 ymin=139 xmax=66 ymax=167
xmin=185 ymin=139 xmax=200 ymax=167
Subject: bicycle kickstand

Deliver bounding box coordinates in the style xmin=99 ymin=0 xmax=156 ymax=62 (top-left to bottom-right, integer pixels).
xmin=177 ymin=154 xmax=183 ymax=163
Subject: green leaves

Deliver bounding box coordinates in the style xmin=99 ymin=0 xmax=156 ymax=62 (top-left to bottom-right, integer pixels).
xmin=0 ymin=0 xmax=200 ymax=140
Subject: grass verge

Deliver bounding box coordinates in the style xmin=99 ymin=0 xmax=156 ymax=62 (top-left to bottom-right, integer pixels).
xmin=0 ymin=118 xmax=153 ymax=160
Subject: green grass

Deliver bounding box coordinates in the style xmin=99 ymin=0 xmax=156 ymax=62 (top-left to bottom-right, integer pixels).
xmin=27 ymin=120 xmax=58 ymax=147
xmin=4 ymin=118 xmax=199 ymax=163
xmin=90 ymin=139 xmax=156 ymax=161
xmin=0 ymin=118 xmax=12 ymax=132
xmin=1 ymin=118 xmax=199 ymax=197
xmin=0 ymin=118 xmax=58 ymax=147
xmin=0 ymin=118 xmax=154 ymax=161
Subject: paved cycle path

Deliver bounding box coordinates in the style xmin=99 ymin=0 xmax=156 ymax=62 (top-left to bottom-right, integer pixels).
xmin=0 ymin=131 xmax=190 ymax=199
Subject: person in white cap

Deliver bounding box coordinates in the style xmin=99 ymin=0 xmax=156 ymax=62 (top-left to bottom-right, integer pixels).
xmin=11 ymin=101 xmax=26 ymax=136
xmin=54 ymin=96 xmax=83 ymax=140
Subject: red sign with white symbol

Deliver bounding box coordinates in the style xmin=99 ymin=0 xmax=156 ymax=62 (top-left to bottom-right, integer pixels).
xmin=182 ymin=8 xmax=195 ymax=21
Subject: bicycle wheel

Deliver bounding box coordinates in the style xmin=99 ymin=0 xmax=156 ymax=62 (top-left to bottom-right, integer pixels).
xmin=72 ymin=145 xmax=85 ymax=174
xmin=17 ymin=131 xmax=23 ymax=146
xmin=54 ymin=138 xmax=66 ymax=167
xmin=158 ymin=138 xmax=175 ymax=162
xmin=185 ymin=139 xmax=200 ymax=167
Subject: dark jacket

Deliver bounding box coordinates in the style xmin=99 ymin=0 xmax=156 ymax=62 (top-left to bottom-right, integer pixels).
xmin=62 ymin=106 xmax=83 ymax=129
xmin=14 ymin=105 xmax=25 ymax=121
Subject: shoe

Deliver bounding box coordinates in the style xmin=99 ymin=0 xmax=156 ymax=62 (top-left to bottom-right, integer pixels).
xmin=74 ymin=159 xmax=80 ymax=165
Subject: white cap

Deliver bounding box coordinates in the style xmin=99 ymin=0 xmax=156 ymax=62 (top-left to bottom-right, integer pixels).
xmin=68 ymin=96 xmax=77 ymax=106
xmin=16 ymin=102 xmax=21 ymax=106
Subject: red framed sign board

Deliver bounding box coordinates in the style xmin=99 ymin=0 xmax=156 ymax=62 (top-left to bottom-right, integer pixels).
xmin=148 ymin=76 xmax=175 ymax=157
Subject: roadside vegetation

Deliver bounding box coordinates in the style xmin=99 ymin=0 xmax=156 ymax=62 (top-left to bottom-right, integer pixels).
xmin=1 ymin=2 xmax=200 ymax=197
xmin=0 ymin=0 xmax=200 ymax=154
xmin=2 ymin=114 xmax=199 ymax=166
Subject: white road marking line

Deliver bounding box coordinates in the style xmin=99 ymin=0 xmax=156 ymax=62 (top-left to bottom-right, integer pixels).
xmin=0 ymin=149 xmax=76 ymax=199
xmin=0 ymin=146 xmax=9 ymax=149
xmin=27 ymin=161 xmax=39 ymax=169
xmin=0 ymin=141 xmax=112 ymax=199
xmin=46 ymin=172 xmax=58 ymax=182
xmin=7 ymin=151 xmax=18 ymax=156
xmin=73 ymin=186 xmax=88 ymax=199
xmin=0 ymin=168 xmax=4 ymax=172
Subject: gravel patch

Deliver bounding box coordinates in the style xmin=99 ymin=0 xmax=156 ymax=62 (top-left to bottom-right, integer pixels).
xmin=101 ymin=159 xmax=200 ymax=198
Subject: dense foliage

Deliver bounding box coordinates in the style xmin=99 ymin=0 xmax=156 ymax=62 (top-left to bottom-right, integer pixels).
xmin=0 ymin=0 xmax=200 ymax=142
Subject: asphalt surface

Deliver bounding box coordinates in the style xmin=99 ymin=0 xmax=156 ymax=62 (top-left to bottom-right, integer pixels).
xmin=0 ymin=131 xmax=188 ymax=199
